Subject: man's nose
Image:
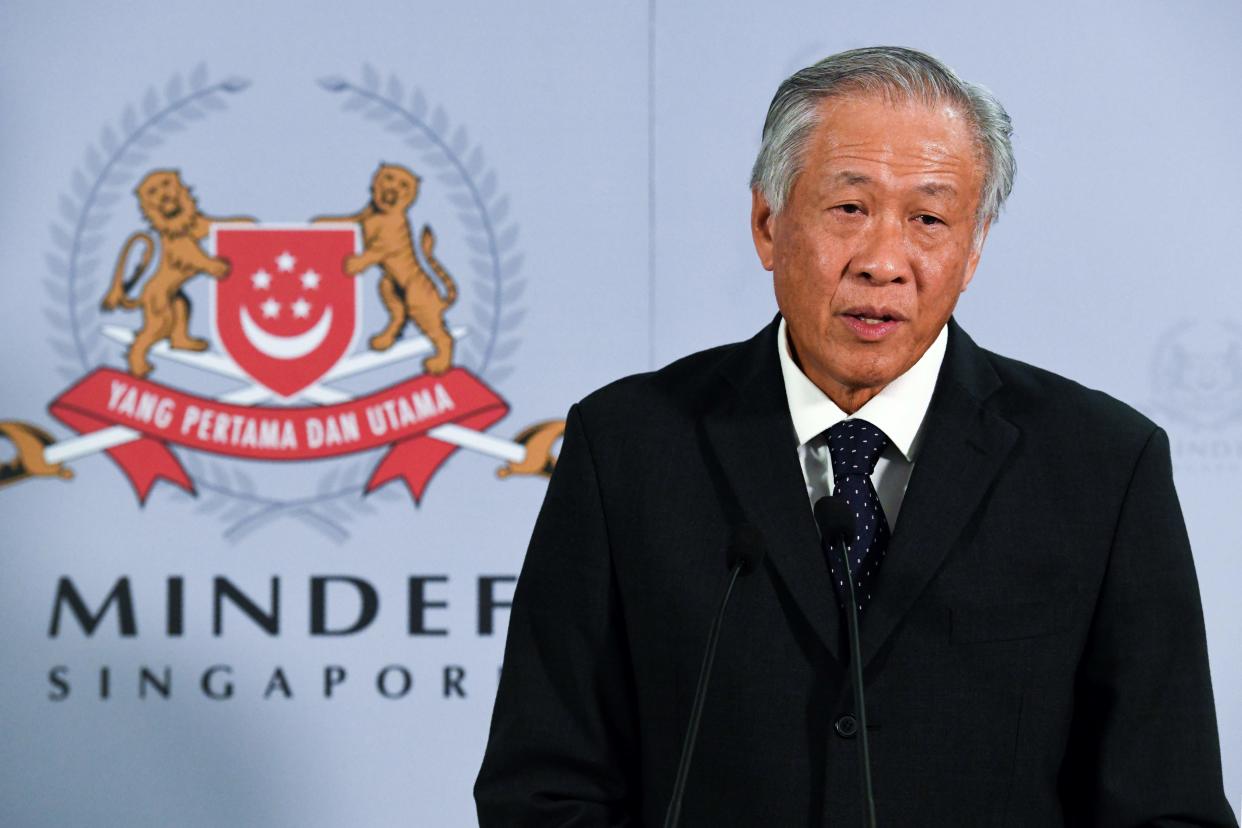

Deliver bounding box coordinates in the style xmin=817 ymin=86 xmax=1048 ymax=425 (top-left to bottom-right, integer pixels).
xmin=849 ymin=218 xmax=909 ymax=285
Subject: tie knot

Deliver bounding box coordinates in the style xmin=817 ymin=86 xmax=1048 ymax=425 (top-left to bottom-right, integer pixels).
xmin=824 ymin=418 xmax=889 ymax=477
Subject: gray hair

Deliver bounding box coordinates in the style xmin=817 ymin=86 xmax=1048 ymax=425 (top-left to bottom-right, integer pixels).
xmin=750 ymin=46 xmax=1015 ymax=232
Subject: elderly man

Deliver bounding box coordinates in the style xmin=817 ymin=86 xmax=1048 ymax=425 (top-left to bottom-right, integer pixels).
xmin=476 ymin=47 xmax=1236 ymax=826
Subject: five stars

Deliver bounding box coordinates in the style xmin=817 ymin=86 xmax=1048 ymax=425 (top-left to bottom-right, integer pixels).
xmin=247 ymin=251 xmax=327 ymax=322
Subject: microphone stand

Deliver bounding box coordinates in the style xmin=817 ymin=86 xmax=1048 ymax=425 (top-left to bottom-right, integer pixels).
xmin=662 ymin=559 xmax=744 ymax=828
xmin=833 ymin=534 xmax=877 ymax=828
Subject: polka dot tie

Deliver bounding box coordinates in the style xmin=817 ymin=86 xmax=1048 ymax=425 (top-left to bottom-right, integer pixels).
xmin=824 ymin=418 xmax=891 ymax=614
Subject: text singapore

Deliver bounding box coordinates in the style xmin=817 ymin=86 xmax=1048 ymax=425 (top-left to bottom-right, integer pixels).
xmin=44 ymin=574 xmax=516 ymax=702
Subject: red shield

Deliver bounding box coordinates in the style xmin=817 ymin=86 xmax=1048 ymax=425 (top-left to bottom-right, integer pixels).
xmin=211 ymin=225 xmax=360 ymax=398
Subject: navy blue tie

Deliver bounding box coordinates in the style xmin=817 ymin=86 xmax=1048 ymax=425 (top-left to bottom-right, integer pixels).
xmin=824 ymin=419 xmax=891 ymax=613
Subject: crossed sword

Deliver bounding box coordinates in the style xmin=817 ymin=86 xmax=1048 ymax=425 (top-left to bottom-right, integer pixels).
xmin=0 ymin=326 xmax=564 ymax=490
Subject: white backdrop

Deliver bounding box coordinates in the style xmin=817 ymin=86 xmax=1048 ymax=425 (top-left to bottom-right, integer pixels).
xmin=1 ymin=1 xmax=1238 ymax=824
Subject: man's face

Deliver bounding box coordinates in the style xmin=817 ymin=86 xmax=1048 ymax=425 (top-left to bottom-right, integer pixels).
xmin=752 ymin=93 xmax=989 ymax=411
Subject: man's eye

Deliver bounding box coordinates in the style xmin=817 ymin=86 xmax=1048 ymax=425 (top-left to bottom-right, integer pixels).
xmin=916 ymin=214 xmax=942 ymax=226
xmin=838 ymin=204 xmax=861 ymax=214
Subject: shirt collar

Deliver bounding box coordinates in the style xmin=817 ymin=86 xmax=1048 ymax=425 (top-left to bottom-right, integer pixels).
xmin=776 ymin=316 xmax=947 ymax=462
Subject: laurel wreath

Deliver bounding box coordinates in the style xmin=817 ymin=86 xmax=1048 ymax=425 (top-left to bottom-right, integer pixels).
xmin=45 ymin=66 xmax=524 ymax=543
xmin=178 ymin=451 xmax=403 ymax=544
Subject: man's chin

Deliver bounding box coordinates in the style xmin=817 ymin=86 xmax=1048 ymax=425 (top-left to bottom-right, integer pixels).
xmin=821 ymin=351 xmax=913 ymax=395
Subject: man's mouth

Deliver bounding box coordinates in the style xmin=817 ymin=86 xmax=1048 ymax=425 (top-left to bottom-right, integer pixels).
xmin=839 ymin=307 xmax=905 ymax=339
xmin=842 ymin=306 xmax=905 ymax=323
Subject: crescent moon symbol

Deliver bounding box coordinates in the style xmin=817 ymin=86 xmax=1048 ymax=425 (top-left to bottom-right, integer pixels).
xmin=239 ymin=306 xmax=334 ymax=360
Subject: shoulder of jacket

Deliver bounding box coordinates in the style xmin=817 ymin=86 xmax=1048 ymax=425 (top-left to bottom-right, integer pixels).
xmin=573 ymin=339 xmax=743 ymax=431
xmin=981 ymin=347 xmax=1160 ymax=450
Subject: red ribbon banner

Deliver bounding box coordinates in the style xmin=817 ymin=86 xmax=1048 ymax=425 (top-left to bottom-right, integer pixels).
xmin=49 ymin=367 xmax=509 ymax=504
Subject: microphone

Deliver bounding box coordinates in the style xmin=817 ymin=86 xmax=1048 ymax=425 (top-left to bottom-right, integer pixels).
xmin=663 ymin=525 xmax=767 ymax=828
xmin=814 ymin=496 xmax=877 ymax=828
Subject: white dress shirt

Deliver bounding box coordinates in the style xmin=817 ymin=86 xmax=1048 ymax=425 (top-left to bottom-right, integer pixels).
xmin=776 ymin=316 xmax=947 ymax=529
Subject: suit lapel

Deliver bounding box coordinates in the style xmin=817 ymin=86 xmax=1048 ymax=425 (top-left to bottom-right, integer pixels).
xmin=700 ymin=318 xmax=1016 ymax=669
xmin=859 ymin=320 xmax=1018 ymax=668
xmin=702 ymin=319 xmax=844 ymax=663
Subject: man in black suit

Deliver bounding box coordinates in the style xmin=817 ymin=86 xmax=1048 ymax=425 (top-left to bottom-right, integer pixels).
xmin=475 ymin=46 xmax=1237 ymax=826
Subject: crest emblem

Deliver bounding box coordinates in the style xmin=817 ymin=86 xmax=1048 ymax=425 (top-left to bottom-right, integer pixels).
xmin=1 ymin=68 xmax=565 ymax=539
xmin=1151 ymin=320 xmax=1242 ymax=430
xmin=211 ymin=226 xmax=361 ymax=398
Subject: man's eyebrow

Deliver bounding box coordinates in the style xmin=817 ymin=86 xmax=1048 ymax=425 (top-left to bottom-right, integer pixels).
xmin=833 ymin=171 xmax=871 ymax=186
xmin=916 ymin=181 xmax=958 ymax=197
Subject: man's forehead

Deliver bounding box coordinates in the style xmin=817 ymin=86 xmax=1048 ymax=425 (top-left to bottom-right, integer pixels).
xmin=815 ymin=88 xmax=971 ymax=124
xmin=814 ymin=94 xmax=974 ymax=144
xmin=802 ymin=95 xmax=984 ymax=193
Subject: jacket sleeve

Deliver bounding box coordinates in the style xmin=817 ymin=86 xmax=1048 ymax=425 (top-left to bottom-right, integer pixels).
xmin=474 ymin=403 xmax=641 ymax=827
xmin=1060 ymin=427 xmax=1238 ymax=827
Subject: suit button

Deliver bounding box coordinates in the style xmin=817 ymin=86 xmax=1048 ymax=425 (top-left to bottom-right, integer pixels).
xmin=834 ymin=715 xmax=858 ymax=738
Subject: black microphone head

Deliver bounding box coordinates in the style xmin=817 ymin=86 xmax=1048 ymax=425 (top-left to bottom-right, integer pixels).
xmin=813 ymin=496 xmax=856 ymax=545
xmin=726 ymin=524 xmax=768 ymax=575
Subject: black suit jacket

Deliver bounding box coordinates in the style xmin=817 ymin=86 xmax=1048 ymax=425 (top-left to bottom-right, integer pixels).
xmin=476 ymin=317 xmax=1236 ymax=827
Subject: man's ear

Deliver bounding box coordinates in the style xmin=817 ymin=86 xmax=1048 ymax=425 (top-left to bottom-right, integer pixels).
xmin=751 ymin=188 xmax=776 ymax=272
xmin=961 ymin=219 xmax=991 ymax=292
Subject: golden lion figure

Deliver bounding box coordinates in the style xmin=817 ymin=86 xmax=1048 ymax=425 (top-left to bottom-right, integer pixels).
xmin=101 ymin=170 xmax=254 ymax=378
xmin=313 ymin=163 xmax=458 ymax=375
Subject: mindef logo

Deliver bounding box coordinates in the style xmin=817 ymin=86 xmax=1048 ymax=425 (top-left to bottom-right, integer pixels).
xmin=1150 ymin=320 xmax=1242 ymax=431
